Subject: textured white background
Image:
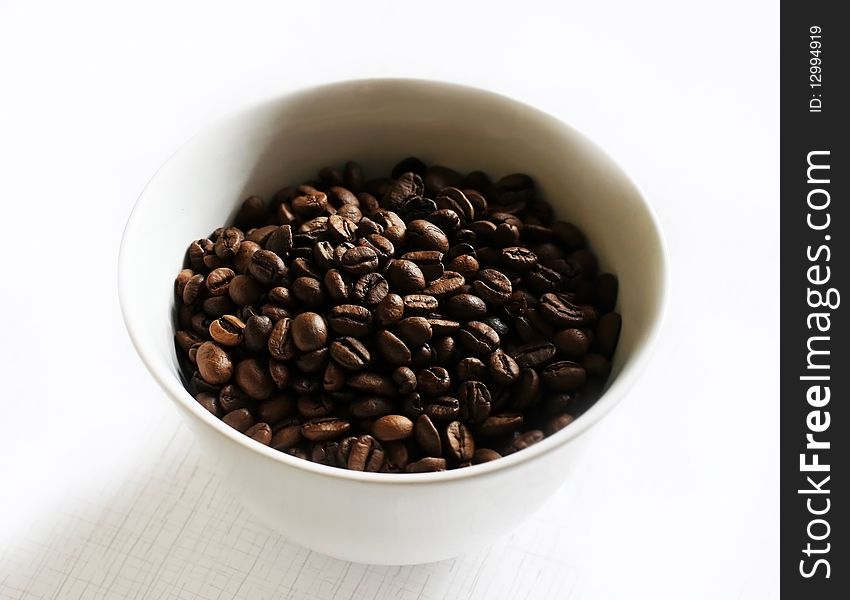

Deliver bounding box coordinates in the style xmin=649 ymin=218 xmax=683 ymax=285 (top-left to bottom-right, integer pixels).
xmin=0 ymin=1 xmax=778 ymax=598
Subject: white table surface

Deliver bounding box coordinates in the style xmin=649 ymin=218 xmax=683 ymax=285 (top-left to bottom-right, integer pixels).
xmin=0 ymin=1 xmax=779 ymax=598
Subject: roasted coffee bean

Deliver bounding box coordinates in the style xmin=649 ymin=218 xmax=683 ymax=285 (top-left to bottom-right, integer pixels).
xmin=582 ymin=353 xmax=612 ymax=379
xmin=373 ymin=414 xmax=414 ymax=442
xmin=337 ymin=203 xmax=362 ymax=222
xmin=376 ymin=293 xmax=404 ymax=325
xmin=436 ymin=188 xmax=475 ymax=223
xmin=295 ymin=347 xmax=329 ymax=373
xmin=501 ymin=247 xmax=538 ymax=271
xmin=472 ymin=448 xmax=501 ymax=464
xmin=383 ymin=441 xmax=410 ymax=471
xmin=233 ymin=240 xmax=261 ymax=274
xmin=539 ymin=292 xmax=585 ymax=328
xmin=352 ymin=272 xmax=389 ymax=305
xmin=327 ymin=214 xmax=357 ymax=243
xmin=382 ymin=172 xmax=424 ymax=211
xmin=222 ymin=408 xmax=254 ymax=432
xmin=219 ymin=384 xmax=252 ymax=413
xmin=484 ymin=316 xmax=511 ymax=339
xmin=458 ymin=321 xmax=500 ymax=355
xmin=552 ymin=220 xmax=586 ymax=248
xmin=195 ymin=392 xmax=221 ymax=417
xmin=395 ymin=317 xmax=433 ymax=346
xmin=347 ymin=435 xmax=385 ymax=471
xmin=203 ymin=295 xmax=235 ymax=318
xmin=358 ymin=234 xmax=395 ymax=262
xmin=269 ymin=359 xmax=292 ymax=389
xmin=214 ymin=227 xmax=244 ymax=259
xmin=386 ymin=259 xmax=426 ymax=293
xmin=265 ymin=225 xmax=293 ymax=257
xmin=445 ymin=421 xmax=475 ymax=462
xmin=398 ymin=196 xmax=438 ymax=222
xmin=423 ymin=271 xmax=465 ymax=298
xmin=553 ymin=328 xmax=591 ymax=359
xmin=205 ymin=268 xmax=235 ymax=297
xmin=234 ymin=196 xmax=267 ymax=229
xmin=268 ymin=318 xmax=296 ymax=360
xmin=401 ymin=250 xmax=444 ymax=282
xmin=416 ymin=366 xmax=451 ymax=396
xmin=406 ymin=457 xmax=447 ymax=473
xmin=372 ymin=210 xmax=406 ymax=244
xmin=473 ymin=269 xmax=512 ymax=304
xmin=424 ymin=165 xmax=462 ymax=195
xmin=297 ymin=395 xmax=334 ymax=419
xmin=488 ymin=350 xmax=520 ymax=384
xmin=375 ymin=329 xmax=412 ymax=366
xmin=512 ymin=342 xmax=557 ymax=369
xmin=456 ymin=357 xmax=487 ymax=381
xmin=513 ymin=368 xmax=541 ymax=410
xmin=243 ymin=315 xmax=273 ymax=353
xmin=423 ymin=396 xmax=461 ymax=422
xmin=301 ymin=417 xmax=351 ymax=441
xmin=291 ymin=312 xmax=328 ymax=352
xmin=291 ymin=276 xmax=324 ymax=308
xmin=312 ymin=241 xmax=335 ymax=270
xmin=446 ymin=293 xmax=488 ymax=320
xmin=329 ymin=336 xmax=371 ymax=371
xmin=341 ymin=246 xmax=379 ymax=275
xmin=477 ymin=413 xmax=523 ymax=437
xmin=410 ymin=344 xmax=435 ymax=371
xmin=324 ymin=269 xmax=352 ymax=303
xmin=402 ymin=294 xmax=439 ymax=315
xmin=270 ymin=418 xmax=302 ymax=450
xmin=227 ymin=274 xmax=262 ymax=306
xmin=249 ymin=249 xmax=287 ymax=285
xmin=457 ymin=381 xmax=491 ymax=423
xmin=505 ymin=429 xmax=544 ymax=454
xmin=328 ymin=304 xmax=372 ymax=336
xmin=257 ymin=394 xmax=294 ymax=423
xmin=292 ymin=376 xmax=321 ymax=396
xmin=182 ymin=274 xmax=206 ymax=305
xmin=595 ymin=312 xmax=622 ymax=357
xmin=235 ymin=358 xmax=275 ymax=400
xmin=446 ymin=254 xmax=480 ymax=280
xmin=594 ymin=273 xmax=619 ymax=313
xmin=525 ymin=264 xmax=564 ymax=293
xmin=393 ymin=366 xmax=417 ymax=393
xmin=175 ymin=330 xmax=203 ymax=353
xmin=196 ymin=342 xmax=232 ymax=385
xmin=428 ymin=209 xmax=462 ymax=234
xmin=291 ymin=190 xmax=328 ymax=218
xmin=209 ymin=315 xmax=245 ymax=346
xmin=244 ymin=422 xmax=273 ymax=445
xmin=312 ymin=440 xmax=341 ymax=466
xmin=406 ymin=220 xmax=450 ymax=253
xmin=323 ymin=359 xmax=346 ymax=391
xmin=260 ymin=303 xmax=290 ymax=323
xmin=542 ymin=361 xmax=587 ymax=392
xmin=412 ymin=415 xmax=440 ymax=456
xmin=545 ymin=413 xmax=575 ymax=436
xmin=432 ymin=335 xmax=456 ymax=366
xmin=350 ymin=396 xmax=396 ymax=418
xmin=247 ymin=224 xmax=278 ymax=246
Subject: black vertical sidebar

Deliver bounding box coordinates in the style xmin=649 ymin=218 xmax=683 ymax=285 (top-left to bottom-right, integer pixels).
xmin=781 ymin=3 xmax=848 ymax=597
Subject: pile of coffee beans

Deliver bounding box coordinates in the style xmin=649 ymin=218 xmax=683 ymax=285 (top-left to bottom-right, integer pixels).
xmin=174 ymin=158 xmax=621 ymax=473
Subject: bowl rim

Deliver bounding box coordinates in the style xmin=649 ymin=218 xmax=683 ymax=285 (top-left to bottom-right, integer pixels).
xmin=118 ymin=77 xmax=670 ymax=484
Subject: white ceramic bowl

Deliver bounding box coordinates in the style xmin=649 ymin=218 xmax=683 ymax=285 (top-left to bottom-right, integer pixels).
xmin=119 ymin=79 xmax=668 ymax=565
